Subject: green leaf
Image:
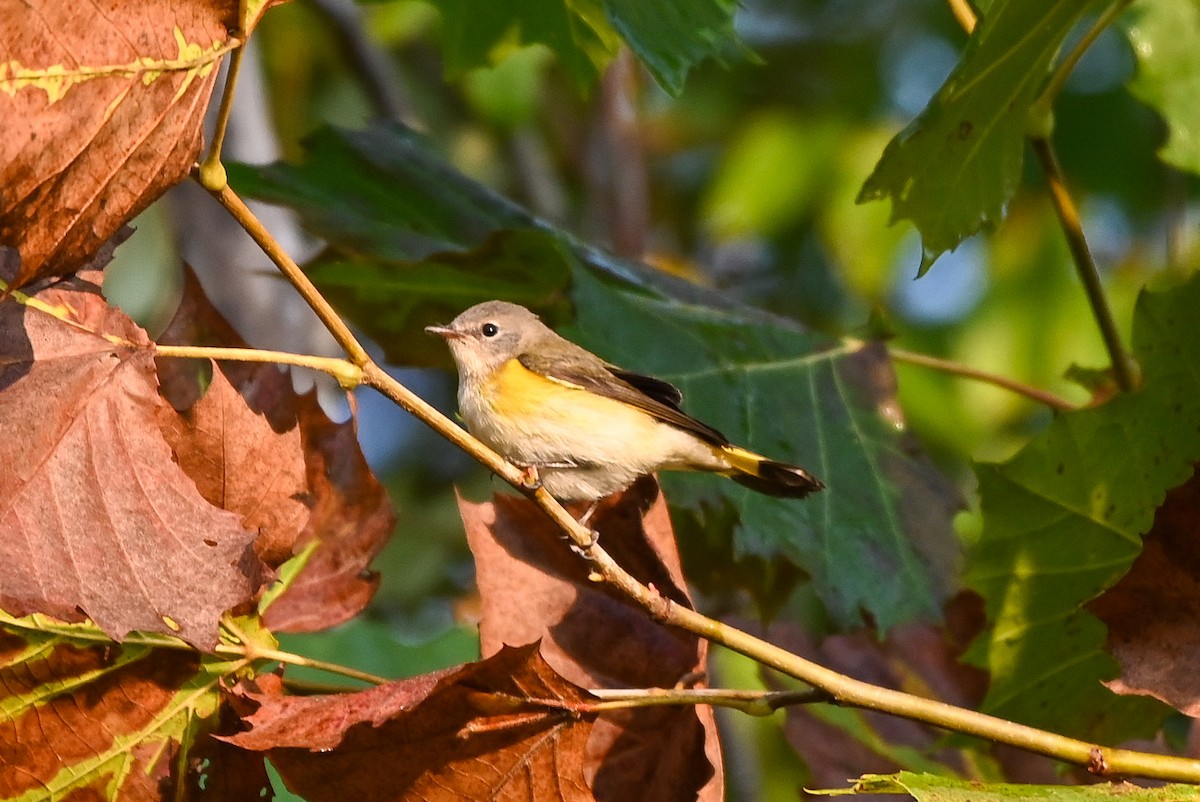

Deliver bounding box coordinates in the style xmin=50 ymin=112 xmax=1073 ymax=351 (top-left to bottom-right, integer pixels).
xmin=602 ymin=0 xmax=739 ymax=94
xmin=815 ymin=771 xmax=1200 ymax=799
xmin=428 ymin=0 xmax=618 ymax=90
xmin=423 ymin=0 xmax=738 ymax=94
xmin=231 ymin=122 xmax=960 ymax=631
xmin=858 ymin=0 xmax=1096 ymax=272
xmin=463 ymin=46 xmax=553 ymax=129
xmin=1122 ymin=0 xmax=1200 ymax=175
xmin=965 ymin=273 xmax=1200 ymax=741
xmin=227 ymin=123 xmax=748 ymax=313
xmin=227 ymin=126 xmax=533 ymax=262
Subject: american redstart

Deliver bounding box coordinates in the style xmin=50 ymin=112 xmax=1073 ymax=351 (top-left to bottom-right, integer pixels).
xmin=427 ymin=301 xmax=824 ymax=508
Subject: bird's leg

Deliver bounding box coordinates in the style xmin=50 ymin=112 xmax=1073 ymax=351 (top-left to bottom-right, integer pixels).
xmin=577 ymin=500 xmax=600 ymax=530
xmin=511 ymin=459 xmax=579 ymax=492
xmin=565 ymin=500 xmax=601 ymax=556
xmin=509 ymin=459 xmax=599 ymax=554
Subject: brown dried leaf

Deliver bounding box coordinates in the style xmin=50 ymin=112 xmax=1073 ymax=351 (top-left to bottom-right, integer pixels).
xmin=0 ymin=270 xmax=262 ymax=649
xmin=229 ymin=644 xmax=596 ymax=802
xmin=1091 ymin=470 xmax=1200 ymax=716
xmin=155 ymin=267 xmax=253 ymax=411
xmin=0 ymin=623 xmax=267 ymax=801
xmin=459 ymin=478 xmax=723 ymax=802
xmin=0 ymin=1 xmax=269 ymax=290
xmin=268 ymin=394 xmax=394 ymax=632
xmin=156 ymin=268 xmax=395 ymax=632
xmin=160 ymin=367 xmax=309 ymax=566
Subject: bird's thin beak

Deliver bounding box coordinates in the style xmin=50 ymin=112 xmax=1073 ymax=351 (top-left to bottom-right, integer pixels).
xmin=425 ymin=324 xmax=463 ymax=340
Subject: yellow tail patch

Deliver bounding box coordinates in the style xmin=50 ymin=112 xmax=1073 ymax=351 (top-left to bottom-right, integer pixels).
xmin=718 ymin=445 xmax=824 ymax=499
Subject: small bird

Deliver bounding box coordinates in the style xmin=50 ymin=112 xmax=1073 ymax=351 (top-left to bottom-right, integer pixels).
xmin=427 ymin=301 xmax=823 ymax=509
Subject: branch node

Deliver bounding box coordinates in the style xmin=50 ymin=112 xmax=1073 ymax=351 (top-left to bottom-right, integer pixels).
xmin=197 ymin=158 xmax=228 ymax=192
xmin=1088 ymin=747 xmax=1110 ymax=776
xmin=645 ymin=583 xmax=672 ymax=622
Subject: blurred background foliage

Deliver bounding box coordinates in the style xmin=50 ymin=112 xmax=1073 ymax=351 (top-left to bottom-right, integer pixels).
xmin=103 ymin=0 xmax=1199 ymax=797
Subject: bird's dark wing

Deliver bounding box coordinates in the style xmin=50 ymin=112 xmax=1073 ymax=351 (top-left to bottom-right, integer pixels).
xmin=607 ymin=368 xmax=683 ymax=408
xmin=517 ymin=351 xmax=728 ymax=446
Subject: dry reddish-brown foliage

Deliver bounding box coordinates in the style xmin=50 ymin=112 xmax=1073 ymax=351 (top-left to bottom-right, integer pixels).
xmin=231 ymin=645 xmax=598 ymax=801
xmin=461 ymin=480 xmax=724 ymax=802
xmin=0 ymin=1 xmax=285 ymax=291
xmin=1091 ymin=471 xmax=1200 ymax=716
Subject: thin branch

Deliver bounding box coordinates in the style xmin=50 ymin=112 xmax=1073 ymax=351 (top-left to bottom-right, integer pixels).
xmin=946 ymin=0 xmax=977 ymax=33
xmin=193 ymin=177 xmax=372 ymax=367
xmin=281 ymin=677 xmax=365 ymax=695
xmin=591 ymin=564 xmax=1200 ymax=782
xmin=198 ymin=41 xmax=247 ymax=190
xmin=233 ymin=644 xmax=388 ymax=686
xmin=887 ymin=346 xmax=1077 ymax=411
xmin=154 ymin=344 xmax=363 ymax=389
xmin=1038 ymin=0 xmax=1135 ymax=109
xmin=221 ymin=615 xmax=388 ymax=685
xmin=1031 ymin=138 xmax=1139 ymax=391
xmin=588 ymin=687 xmax=831 ymax=716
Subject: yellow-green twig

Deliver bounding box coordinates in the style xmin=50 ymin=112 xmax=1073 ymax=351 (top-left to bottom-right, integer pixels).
xmin=154 ymin=344 xmax=363 ymax=389
xmin=197 ymin=41 xmax=247 ymax=190
xmin=195 ymin=178 xmax=372 ymax=367
xmin=1031 ymin=138 xmax=1139 ymax=391
xmin=588 ymin=687 xmax=829 ymax=716
xmin=1039 ymin=0 xmax=1136 ymax=109
xmin=946 ymin=0 xmax=976 ymax=33
xmin=0 ymin=612 xmax=385 ymax=685
xmin=227 ymin=643 xmax=387 ymax=686
xmin=888 ymin=346 xmax=1078 ymax=411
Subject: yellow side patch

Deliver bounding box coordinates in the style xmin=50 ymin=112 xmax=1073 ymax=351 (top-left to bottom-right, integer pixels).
xmin=485 ymin=358 xmax=654 ymax=430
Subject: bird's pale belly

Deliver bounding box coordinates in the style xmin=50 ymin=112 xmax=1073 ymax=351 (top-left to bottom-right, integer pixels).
xmin=460 ymin=359 xmax=724 ymax=500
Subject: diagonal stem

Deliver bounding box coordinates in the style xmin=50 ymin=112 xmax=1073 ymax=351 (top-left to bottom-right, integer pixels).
xmin=195 ymin=178 xmax=372 ymax=367
xmin=888 ymin=346 xmax=1077 ymax=411
xmin=587 ymin=687 xmax=830 ymax=715
xmin=1038 ymin=0 xmax=1136 ymax=110
xmin=362 ymin=365 xmax=1199 ymax=781
xmin=946 ymin=0 xmax=976 ymax=33
xmin=197 ymin=40 xmax=246 ymax=191
xmin=1031 ymin=137 xmax=1139 ymax=391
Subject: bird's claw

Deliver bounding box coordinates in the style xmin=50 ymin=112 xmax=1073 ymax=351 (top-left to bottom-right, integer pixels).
xmin=567 ymin=527 xmax=598 ymax=557
xmin=516 ymin=464 xmax=543 ymax=491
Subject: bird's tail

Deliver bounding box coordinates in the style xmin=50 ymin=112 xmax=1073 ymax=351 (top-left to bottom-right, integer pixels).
xmin=719 ymin=445 xmax=824 ymax=498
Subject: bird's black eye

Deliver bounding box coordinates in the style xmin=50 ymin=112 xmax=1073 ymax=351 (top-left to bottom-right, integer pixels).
xmin=481 ymin=322 xmax=499 ymax=337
